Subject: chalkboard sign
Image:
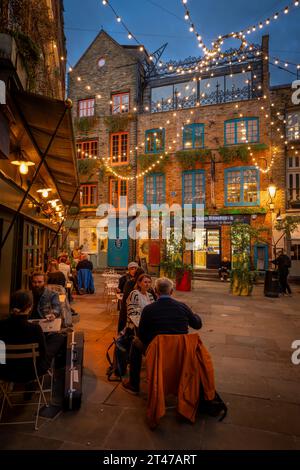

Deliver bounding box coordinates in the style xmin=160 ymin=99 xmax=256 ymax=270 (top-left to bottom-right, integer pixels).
xmin=140 ymin=257 xmax=148 ymax=273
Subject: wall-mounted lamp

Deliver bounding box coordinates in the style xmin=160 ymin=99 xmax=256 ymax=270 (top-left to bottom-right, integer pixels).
xmin=49 ymin=199 xmax=59 ymax=208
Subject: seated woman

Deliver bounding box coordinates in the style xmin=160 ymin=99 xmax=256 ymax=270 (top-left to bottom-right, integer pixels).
xmin=0 ymin=290 xmax=50 ymax=382
xmin=47 ymin=260 xmax=66 ymax=288
xmin=126 ymin=274 xmax=155 ymax=330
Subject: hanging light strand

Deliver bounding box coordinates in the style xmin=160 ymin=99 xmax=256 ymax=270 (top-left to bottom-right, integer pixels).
xmin=101 ymin=0 xmax=142 ymax=45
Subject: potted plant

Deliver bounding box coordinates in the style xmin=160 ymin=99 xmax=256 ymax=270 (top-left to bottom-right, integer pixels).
xmin=230 ymin=223 xmax=267 ymax=296
xmin=160 ymin=232 xmax=193 ymax=291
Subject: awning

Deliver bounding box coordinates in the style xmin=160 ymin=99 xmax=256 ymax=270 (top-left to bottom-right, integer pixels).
xmin=12 ymin=90 xmax=79 ymax=207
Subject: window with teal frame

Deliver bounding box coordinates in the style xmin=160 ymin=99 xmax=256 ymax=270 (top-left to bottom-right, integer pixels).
xmin=145 ymin=129 xmax=165 ymax=153
xmin=144 ymin=173 xmax=165 ymax=206
xmin=225 ymin=166 xmax=260 ymax=206
xmin=224 ymin=118 xmax=259 ymax=145
xmin=182 ymin=170 xmax=205 ymax=207
xmin=183 ymin=123 xmax=205 ymax=149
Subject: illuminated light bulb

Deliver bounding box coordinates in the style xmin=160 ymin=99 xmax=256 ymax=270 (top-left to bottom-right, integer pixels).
xmin=77 ymin=77 xmax=81 ymax=81
xmin=128 ymin=33 xmax=132 ymax=39
xmin=116 ymin=16 xmax=121 ymax=22
xmin=97 ymin=94 xmax=102 ymax=99
xmin=102 ymin=0 xmax=107 ymax=4
xmin=284 ymin=7 xmax=289 ymax=14
xmin=19 ymin=162 xmax=29 ymax=175
xmin=184 ymin=12 xmax=189 ymax=20
xmin=69 ymin=67 xmax=73 ymax=72
xmin=274 ymin=13 xmax=278 ymax=19
xmin=139 ymin=46 xmax=144 ymax=52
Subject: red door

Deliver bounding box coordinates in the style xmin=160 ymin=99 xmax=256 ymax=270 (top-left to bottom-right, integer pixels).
xmin=149 ymin=241 xmax=160 ymax=265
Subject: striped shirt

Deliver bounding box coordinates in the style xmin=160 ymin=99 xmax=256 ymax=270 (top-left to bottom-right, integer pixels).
xmin=126 ymin=290 xmax=155 ymax=328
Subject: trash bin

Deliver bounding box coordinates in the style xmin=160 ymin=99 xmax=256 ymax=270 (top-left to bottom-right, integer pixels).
xmin=264 ymin=270 xmax=280 ymax=298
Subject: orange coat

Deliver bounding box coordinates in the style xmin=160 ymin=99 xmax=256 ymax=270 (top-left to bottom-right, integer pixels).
xmin=145 ymin=334 xmax=215 ymax=429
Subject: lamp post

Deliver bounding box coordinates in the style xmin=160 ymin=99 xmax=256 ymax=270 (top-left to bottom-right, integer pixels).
xmin=263 ymin=179 xmax=280 ymax=298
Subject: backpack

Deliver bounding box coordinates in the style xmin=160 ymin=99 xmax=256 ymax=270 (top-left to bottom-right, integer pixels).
xmin=198 ymin=390 xmax=228 ymax=421
xmin=106 ymin=328 xmax=134 ymax=381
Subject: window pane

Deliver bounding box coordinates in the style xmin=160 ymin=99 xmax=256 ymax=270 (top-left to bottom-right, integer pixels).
xmin=121 ymin=134 xmax=128 ymax=162
xmin=225 ymin=72 xmax=251 ymax=102
xmin=200 ymin=77 xmax=224 ymax=105
xmin=121 ymin=93 xmax=129 ymax=113
xmin=183 ymin=173 xmax=193 ymax=204
xmin=174 ymin=81 xmax=197 ymax=109
xmin=112 ymin=95 xmax=121 ymax=114
xmin=243 ymin=169 xmax=258 ymax=203
xmin=194 ymin=173 xmax=205 ymax=204
xmin=225 ymin=121 xmax=236 ymax=145
xmin=146 ymin=130 xmax=164 ymax=153
xmin=151 ymin=85 xmax=173 ymax=113
xmin=156 ymin=175 xmax=164 ymax=204
xmin=110 ymin=180 xmax=119 ymax=208
xmin=145 ymin=176 xmax=154 ymax=205
xmin=112 ymin=135 xmax=119 ymax=162
xmin=227 ymin=171 xmax=241 ymax=203
xmin=194 ymin=125 xmax=204 ymax=148
xmin=287 ymin=111 xmax=300 ymax=141
xmin=237 ymin=121 xmax=248 ymax=143
xmin=247 ymin=119 xmax=259 ymax=143
xmin=183 ymin=126 xmax=194 ymax=149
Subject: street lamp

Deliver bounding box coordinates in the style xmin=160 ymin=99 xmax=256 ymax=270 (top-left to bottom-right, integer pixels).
xmin=267 ymin=180 xmax=277 ymax=211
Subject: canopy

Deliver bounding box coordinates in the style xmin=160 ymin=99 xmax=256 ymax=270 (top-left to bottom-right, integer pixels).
xmin=13 ymin=90 xmax=79 ymax=207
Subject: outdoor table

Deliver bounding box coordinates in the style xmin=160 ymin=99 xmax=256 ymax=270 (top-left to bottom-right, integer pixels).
xmin=29 ymin=318 xmax=62 ymax=333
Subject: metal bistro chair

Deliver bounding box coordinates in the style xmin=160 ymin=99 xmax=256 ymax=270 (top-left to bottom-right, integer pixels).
xmin=105 ymin=283 xmax=119 ymax=315
xmin=0 ymin=343 xmax=54 ymax=430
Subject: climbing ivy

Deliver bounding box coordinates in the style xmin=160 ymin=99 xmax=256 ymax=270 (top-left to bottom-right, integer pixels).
xmin=218 ymin=143 xmax=269 ymax=164
xmin=138 ymin=153 xmax=170 ymax=172
xmin=174 ymin=149 xmax=212 ymax=170
xmin=103 ymin=113 xmax=137 ymax=133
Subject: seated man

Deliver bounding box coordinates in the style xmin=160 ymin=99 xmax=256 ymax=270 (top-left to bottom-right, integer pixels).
xmin=30 ymin=272 xmax=66 ymax=364
xmin=218 ymin=257 xmax=231 ymax=282
xmin=0 ymin=290 xmax=49 ymax=382
xmin=30 ymin=271 xmax=62 ymax=320
xmin=123 ymin=277 xmax=202 ymax=394
xmin=76 ymin=254 xmax=93 ymax=272
xmin=118 ymin=262 xmax=139 ymax=293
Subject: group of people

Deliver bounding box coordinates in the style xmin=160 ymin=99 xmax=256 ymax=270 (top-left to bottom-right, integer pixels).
xmin=115 ymin=262 xmax=202 ymax=394
xmin=0 ymin=272 xmax=68 ymax=383
xmin=218 ymin=251 xmax=292 ymax=296
xmin=47 ymin=251 xmax=94 ymax=296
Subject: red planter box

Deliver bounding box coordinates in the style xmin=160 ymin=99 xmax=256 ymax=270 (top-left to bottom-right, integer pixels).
xmin=176 ymin=270 xmax=192 ymax=291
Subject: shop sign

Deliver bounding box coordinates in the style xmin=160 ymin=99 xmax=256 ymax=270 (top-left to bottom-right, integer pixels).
xmin=184 ymin=214 xmax=251 ymax=227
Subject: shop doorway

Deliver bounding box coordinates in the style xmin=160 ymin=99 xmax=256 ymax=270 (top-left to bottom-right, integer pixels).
xmin=107 ymin=219 xmax=129 ymax=267
xmin=254 ymin=244 xmax=269 ymax=271
xmin=193 ymin=228 xmax=221 ymax=269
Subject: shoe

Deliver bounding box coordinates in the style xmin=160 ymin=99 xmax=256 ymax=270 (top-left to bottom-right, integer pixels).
xmin=122 ymin=380 xmax=139 ymax=395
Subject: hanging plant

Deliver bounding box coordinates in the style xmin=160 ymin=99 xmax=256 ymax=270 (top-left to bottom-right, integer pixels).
xmin=103 ymin=113 xmax=137 ymax=133
xmin=218 ymin=207 xmax=267 ymax=215
xmin=74 ymin=116 xmax=98 ymax=134
xmin=218 ymin=143 xmax=269 ymax=164
xmin=77 ymin=159 xmax=98 ymax=175
xmin=174 ymin=149 xmax=212 ymax=170
xmin=138 ymin=153 xmax=170 ymax=172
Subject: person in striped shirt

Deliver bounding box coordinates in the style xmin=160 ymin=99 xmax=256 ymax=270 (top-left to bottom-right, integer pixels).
xmin=126 ymin=274 xmax=155 ymax=329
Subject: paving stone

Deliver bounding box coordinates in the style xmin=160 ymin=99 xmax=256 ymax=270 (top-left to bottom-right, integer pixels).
xmin=202 ymin=421 xmax=297 ymax=450
xmin=0 ymin=431 xmax=63 ymax=450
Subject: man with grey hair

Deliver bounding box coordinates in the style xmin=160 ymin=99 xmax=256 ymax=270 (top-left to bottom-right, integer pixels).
xmin=123 ymin=277 xmax=202 ymax=394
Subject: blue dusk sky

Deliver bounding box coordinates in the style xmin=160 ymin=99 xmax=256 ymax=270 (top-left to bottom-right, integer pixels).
xmin=64 ymin=0 xmax=300 ymax=85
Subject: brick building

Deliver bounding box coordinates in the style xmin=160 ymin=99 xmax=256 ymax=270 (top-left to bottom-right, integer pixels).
xmin=270 ymin=83 xmax=300 ymax=277
xmin=0 ymin=0 xmax=78 ymax=314
xmin=70 ymin=31 xmax=284 ymax=273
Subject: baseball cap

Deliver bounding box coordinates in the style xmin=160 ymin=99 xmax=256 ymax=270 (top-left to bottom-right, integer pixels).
xmin=128 ymin=262 xmax=139 ymax=269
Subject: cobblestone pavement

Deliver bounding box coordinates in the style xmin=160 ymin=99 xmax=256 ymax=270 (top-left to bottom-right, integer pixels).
xmin=1 ymin=275 xmax=300 ymax=450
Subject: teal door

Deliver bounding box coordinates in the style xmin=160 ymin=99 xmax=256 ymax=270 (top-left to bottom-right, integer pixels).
xmin=107 ymin=218 xmax=129 ymax=267
xmin=254 ymin=244 xmax=269 ymax=271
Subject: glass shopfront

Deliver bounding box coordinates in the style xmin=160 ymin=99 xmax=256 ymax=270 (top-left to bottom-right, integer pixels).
xmin=193 ymin=228 xmax=221 ymax=269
